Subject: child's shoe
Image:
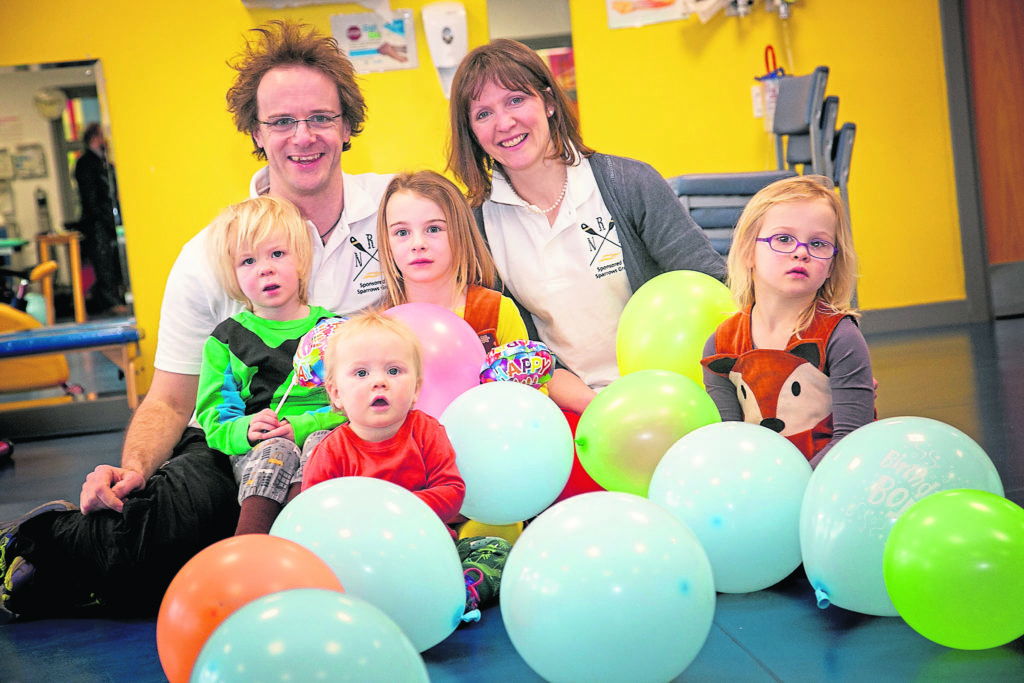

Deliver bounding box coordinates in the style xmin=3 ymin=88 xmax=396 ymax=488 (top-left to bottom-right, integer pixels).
xmin=461 ymin=568 xmax=483 ymax=623
xmin=457 ymin=536 xmax=512 ymax=619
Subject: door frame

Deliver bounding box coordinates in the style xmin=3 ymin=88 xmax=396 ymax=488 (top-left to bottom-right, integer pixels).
xmin=938 ymin=0 xmax=993 ymax=323
xmin=856 ymin=1 xmax=992 ymax=334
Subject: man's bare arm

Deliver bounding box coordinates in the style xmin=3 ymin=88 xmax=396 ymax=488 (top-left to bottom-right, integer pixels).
xmin=122 ymin=370 xmax=199 ymax=477
xmin=80 ymin=370 xmax=199 ymax=514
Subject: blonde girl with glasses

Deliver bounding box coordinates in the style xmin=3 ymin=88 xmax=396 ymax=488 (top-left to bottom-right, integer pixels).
xmin=701 ymin=175 xmax=874 ymax=467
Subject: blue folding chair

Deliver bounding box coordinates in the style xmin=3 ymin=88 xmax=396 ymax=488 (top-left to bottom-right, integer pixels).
xmin=668 ymin=66 xmax=832 ymax=255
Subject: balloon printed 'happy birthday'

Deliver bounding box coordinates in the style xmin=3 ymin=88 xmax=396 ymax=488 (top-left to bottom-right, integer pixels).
xmin=293 ymin=316 xmax=348 ymax=387
xmin=479 ymin=340 xmax=554 ymax=388
xmin=274 ymin=316 xmax=347 ymax=414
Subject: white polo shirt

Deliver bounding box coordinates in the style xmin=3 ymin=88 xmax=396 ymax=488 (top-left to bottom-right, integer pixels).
xmin=155 ymin=168 xmax=393 ymax=376
xmin=483 ymin=158 xmax=630 ymax=390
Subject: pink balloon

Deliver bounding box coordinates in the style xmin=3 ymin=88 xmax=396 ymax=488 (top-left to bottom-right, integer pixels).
xmin=384 ymin=303 xmax=486 ymax=418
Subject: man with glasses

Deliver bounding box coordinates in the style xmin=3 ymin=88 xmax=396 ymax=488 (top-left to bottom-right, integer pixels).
xmin=1 ymin=20 xmax=391 ymax=621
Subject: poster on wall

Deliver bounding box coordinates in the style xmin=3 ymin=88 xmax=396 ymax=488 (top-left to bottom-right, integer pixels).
xmin=331 ymin=10 xmax=418 ymax=73
xmin=13 ymin=144 xmax=47 ymax=180
xmin=0 ymin=116 xmax=24 ymax=146
xmin=606 ymin=0 xmax=689 ymax=29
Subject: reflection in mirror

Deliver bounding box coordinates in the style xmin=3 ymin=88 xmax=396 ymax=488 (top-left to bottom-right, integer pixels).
xmin=0 ymin=59 xmax=132 ymax=322
xmin=486 ymin=0 xmax=578 ymax=120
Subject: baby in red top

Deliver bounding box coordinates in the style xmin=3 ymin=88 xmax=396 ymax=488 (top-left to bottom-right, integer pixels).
xmin=301 ymin=310 xmax=466 ymax=525
xmin=302 ymin=309 xmax=512 ymax=621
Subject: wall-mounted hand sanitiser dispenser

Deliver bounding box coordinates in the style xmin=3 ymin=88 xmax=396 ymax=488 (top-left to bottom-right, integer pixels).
xmin=421 ymin=1 xmax=467 ymax=98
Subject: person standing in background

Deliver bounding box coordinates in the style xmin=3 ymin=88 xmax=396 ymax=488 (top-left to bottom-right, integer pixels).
xmin=74 ymin=122 xmax=127 ymax=317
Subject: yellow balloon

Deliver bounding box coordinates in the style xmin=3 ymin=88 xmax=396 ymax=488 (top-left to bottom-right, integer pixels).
xmin=617 ymin=270 xmax=735 ymax=385
xmin=458 ymin=519 xmax=524 ymax=546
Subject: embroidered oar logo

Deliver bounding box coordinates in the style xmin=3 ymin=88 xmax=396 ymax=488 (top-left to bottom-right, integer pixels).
xmin=581 ymin=218 xmax=621 ymax=266
xmin=349 ymin=235 xmax=380 ymax=279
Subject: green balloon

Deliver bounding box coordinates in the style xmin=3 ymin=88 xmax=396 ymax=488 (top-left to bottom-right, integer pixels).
xmin=575 ymin=369 xmax=721 ymax=496
xmin=883 ymin=489 xmax=1024 ymax=650
xmin=616 ymin=270 xmax=735 ymax=385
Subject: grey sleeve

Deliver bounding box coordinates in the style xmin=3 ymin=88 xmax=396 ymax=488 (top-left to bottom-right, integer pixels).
xmin=810 ymin=317 xmax=876 ymax=467
xmin=629 ymin=161 xmax=728 ymax=281
xmin=593 ymin=154 xmax=727 ymax=289
xmin=702 ymin=332 xmax=743 ymax=422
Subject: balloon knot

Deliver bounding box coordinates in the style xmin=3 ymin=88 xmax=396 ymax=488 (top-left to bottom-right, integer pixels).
xmin=815 ymin=587 xmax=831 ymax=609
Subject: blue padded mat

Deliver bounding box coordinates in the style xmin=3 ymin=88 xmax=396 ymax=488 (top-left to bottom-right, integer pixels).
xmin=0 ymin=321 xmax=141 ymax=357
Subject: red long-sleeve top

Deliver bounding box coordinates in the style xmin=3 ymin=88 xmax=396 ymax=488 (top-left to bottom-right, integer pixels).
xmin=301 ymin=409 xmax=466 ymax=527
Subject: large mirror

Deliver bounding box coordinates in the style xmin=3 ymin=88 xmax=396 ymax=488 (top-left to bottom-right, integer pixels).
xmin=0 ymin=59 xmax=132 ymax=322
xmin=487 ymin=0 xmax=578 ymax=120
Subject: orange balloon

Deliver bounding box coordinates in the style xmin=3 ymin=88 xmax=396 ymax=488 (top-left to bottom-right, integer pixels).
xmin=156 ymin=534 xmax=343 ymax=683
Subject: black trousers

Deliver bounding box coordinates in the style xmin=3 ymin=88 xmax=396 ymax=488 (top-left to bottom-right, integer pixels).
xmin=14 ymin=428 xmax=240 ymax=617
xmin=78 ymin=217 xmax=124 ymax=311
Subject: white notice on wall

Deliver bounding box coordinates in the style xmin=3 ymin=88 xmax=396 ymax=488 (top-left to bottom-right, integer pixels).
xmin=606 ymin=0 xmax=688 ymax=29
xmin=331 ymin=10 xmax=418 ymax=74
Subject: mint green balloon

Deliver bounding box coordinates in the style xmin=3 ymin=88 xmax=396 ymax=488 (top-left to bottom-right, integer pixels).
xmin=575 ymin=370 xmax=721 ymax=496
xmin=500 ymin=492 xmax=715 ymax=682
xmin=800 ymin=417 xmax=1004 ymax=616
xmin=441 ymin=382 xmax=573 ymax=525
xmin=649 ymin=422 xmax=812 ymax=593
xmin=271 ymin=477 xmax=465 ymax=651
xmin=191 ymin=589 xmax=428 ymax=682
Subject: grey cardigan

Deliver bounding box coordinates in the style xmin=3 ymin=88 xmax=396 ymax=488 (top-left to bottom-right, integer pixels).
xmin=474 ymin=152 xmax=727 ymax=348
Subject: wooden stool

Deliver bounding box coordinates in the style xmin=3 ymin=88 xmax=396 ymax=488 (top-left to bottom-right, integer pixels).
xmin=36 ymin=231 xmax=86 ymax=325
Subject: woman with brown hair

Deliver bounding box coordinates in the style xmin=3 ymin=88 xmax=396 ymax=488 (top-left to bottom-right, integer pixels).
xmin=448 ymin=39 xmax=726 ymax=414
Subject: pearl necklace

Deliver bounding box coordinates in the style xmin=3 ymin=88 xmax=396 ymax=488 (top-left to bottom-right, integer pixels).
xmin=510 ymin=173 xmax=568 ymax=215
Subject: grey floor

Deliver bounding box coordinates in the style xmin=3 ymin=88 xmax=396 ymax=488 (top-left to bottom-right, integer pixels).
xmin=1 ymin=318 xmax=1023 ymax=682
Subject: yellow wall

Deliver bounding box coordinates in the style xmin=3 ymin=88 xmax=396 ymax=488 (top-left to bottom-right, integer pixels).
xmin=246 ymin=1 xmax=489 ymax=176
xmin=568 ymin=0 xmax=963 ymax=313
xmin=0 ymin=1 xmax=963 ymax=393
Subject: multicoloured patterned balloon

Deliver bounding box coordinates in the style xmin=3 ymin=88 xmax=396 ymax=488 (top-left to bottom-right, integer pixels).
xmin=479 ymin=340 xmax=554 ymax=389
xmin=294 ymin=316 xmax=347 ymax=387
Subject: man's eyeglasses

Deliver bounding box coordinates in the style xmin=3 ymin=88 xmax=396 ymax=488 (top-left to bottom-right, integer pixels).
xmin=258 ymin=113 xmax=344 ymax=136
xmin=756 ymin=234 xmax=837 ymax=260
